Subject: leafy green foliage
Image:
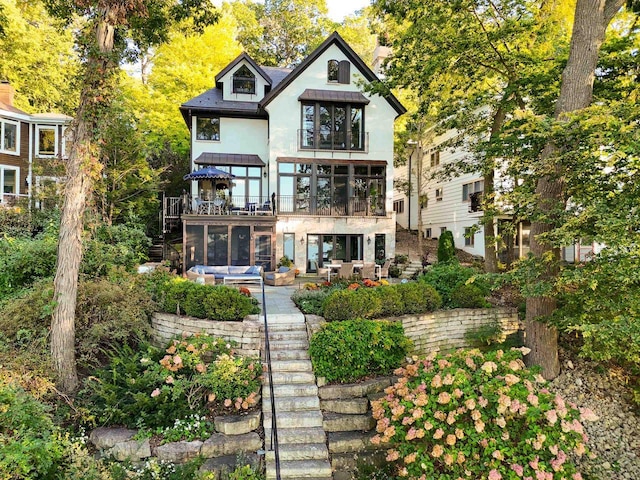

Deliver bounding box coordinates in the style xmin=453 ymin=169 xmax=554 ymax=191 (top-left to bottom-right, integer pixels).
xmin=394 ymin=282 xmax=442 ymax=314
xmin=450 ymin=283 xmax=492 ymax=309
xmin=419 ymin=263 xmax=489 ymax=308
xmin=147 ymin=273 xmax=259 ymax=320
xmin=81 ymin=334 xmax=262 ymax=429
xmin=291 ymin=288 xmax=331 ymax=316
xmin=309 ymin=319 xmax=412 ymax=383
xmin=371 ymin=348 xmax=595 ymax=479
xmin=322 ymin=288 xmax=382 ymax=321
xmin=437 ymin=230 xmax=457 ymax=264
xmin=0 ymin=382 xmax=66 ymax=478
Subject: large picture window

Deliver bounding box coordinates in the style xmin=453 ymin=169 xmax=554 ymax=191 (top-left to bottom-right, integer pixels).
xmin=196 ymin=117 xmax=220 ymax=141
xmin=1 ymin=120 xmax=18 ymax=154
xmin=301 ymin=102 xmax=364 ymax=151
xmin=232 ymin=65 xmax=256 ymax=94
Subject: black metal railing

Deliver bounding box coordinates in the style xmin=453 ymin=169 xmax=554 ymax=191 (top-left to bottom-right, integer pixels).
xmin=260 ymin=282 xmax=282 ymax=480
xmin=297 ymin=129 xmax=369 ymax=153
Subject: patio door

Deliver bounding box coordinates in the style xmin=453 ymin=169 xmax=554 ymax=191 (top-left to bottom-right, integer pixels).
xmin=254 ymin=232 xmax=272 ymax=271
xmin=231 ymin=226 xmax=250 ymax=265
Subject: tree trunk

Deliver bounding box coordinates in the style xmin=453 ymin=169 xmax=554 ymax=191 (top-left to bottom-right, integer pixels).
xmin=50 ymin=8 xmax=116 ymax=394
xmin=524 ymin=0 xmax=624 ymax=379
xmin=483 ymin=105 xmax=507 ymax=273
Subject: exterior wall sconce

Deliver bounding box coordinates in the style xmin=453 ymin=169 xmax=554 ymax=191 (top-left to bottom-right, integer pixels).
xmin=367 ymin=236 xmax=371 ymax=245
xmin=263 ymin=171 xmax=267 ymax=178
xmin=300 ymin=236 xmax=305 ymax=244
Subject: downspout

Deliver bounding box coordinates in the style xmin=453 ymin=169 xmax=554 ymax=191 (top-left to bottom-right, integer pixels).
xmin=27 ymin=121 xmax=33 ymax=201
xmin=407 ymin=149 xmax=412 ymax=231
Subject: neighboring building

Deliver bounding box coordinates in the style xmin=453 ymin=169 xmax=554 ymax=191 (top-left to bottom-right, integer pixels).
xmin=174 ymin=32 xmax=405 ymax=273
xmin=0 ymin=81 xmax=71 ymax=206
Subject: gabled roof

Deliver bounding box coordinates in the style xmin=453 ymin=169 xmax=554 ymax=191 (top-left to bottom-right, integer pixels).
xmin=260 ymin=31 xmax=406 ymax=117
xmin=214 ymin=52 xmax=273 ymax=86
xmin=0 ymin=100 xmax=28 ymax=116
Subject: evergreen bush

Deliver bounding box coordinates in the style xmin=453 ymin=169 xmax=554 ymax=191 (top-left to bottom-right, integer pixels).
xmin=437 ymin=230 xmax=457 ymax=263
xmin=395 ymin=282 xmax=442 ymax=314
xmin=322 ymin=288 xmax=382 ymax=321
xmin=450 ymin=283 xmax=492 ymax=308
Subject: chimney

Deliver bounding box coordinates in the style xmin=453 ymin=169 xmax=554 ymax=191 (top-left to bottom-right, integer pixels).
xmin=0 ymin=81 xmax=15 ymax=106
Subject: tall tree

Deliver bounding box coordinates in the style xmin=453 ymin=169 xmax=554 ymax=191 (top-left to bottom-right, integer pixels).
xmin=44 ymin=0 xmax=218 ymax=394
xmin=231 ymin=0 xmax=332 ymax=67
xmin=0 ymin=0 xmax=78 ymax=113
xmin=372 ymin=0 xmax=573 ymax=273
xmin=524 ymin=0 xmax=636 ymax=378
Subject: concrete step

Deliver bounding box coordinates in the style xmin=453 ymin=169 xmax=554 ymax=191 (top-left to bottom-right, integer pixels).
xmin=264 ymin=410 xmax=323 ymax=429
xmin=263 ymin=315 xmax=306 ymax=325
xmin=266 ymin=460 xmax=333 ymax=479
xmin=264 ymin=426 xmax=326 ymax=447
xmin=268 ymin=359 xmax=313 ymax=372
xmin=268 ymin=330 xmax=308 ymax=341
xmin=265 ymin=443 xmax=328 ymax=461
xmin=268 ymin=339 xmax=309 ymax=350
xmin=262 ymin=383 xmax=318 ymax=398
xmin=264 ymin=371 xmax=316 ymax=385
xmin=268 ymin=349 xmax=310 ymax=361
xmin=263 ymin=395 xmax=321 ymax=412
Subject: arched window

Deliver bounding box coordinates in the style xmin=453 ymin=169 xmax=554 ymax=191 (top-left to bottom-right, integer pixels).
xmin=327 ymin=60 xmax=339 ymax=82
xmin=232 ymin=65 xmax=256 ymax=94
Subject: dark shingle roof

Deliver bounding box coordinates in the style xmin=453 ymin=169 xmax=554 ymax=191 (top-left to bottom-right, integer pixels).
xmin=194 ymin=152 xmax=265 ymax=166
xmin=298 ymin=89 xmax=370 ymax=104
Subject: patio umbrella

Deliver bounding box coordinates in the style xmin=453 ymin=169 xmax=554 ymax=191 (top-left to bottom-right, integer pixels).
xmin=183 ymin=166 xmax=235 ymax=181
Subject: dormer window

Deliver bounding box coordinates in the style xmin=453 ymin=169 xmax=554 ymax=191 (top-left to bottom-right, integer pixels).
xmin=328 ymin=60 xmax=339 ymax=82
xmin=232 ymin=65 xmax=256 ymax=94
xmin=327 ymin=60 xmax=351 ymax=84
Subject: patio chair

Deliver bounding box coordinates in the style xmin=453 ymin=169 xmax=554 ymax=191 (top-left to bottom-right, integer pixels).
xmin=338 ymin=262 xmax=354 ymax=279
xmin=378 ymin=260 xmax=391 ymax=279
xmin=263 ymin=266 xmax=296 ymax=286
xmin=360 ymin=263 xmax=376 ymax=279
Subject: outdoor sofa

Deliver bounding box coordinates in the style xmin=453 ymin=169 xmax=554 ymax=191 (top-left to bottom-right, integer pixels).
xmin=186 ymin=265 xmax=263 ymax=285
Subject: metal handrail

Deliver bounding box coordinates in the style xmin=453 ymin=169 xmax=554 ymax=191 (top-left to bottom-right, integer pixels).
xmin=261 ymin=282 xmax=281 ymax=480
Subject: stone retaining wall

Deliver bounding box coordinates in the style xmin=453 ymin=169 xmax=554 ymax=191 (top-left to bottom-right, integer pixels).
xmin=307 ymin=307 xmax=520 ymax=356
xmin=398 ymin=307 xmax=520 ymax=355
xmin=89 ymin=412 xmax=262 ymax=476
xmin=151 ymin=312 xmax=263 ymax=357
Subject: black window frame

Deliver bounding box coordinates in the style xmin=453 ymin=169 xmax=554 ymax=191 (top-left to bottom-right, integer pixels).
xmin=300 ymin=101 xmax=365 ymax=151
xmin=327 ymin=60 xmax=339 ymax=82
xmin=196 ymin=116 xmax=220 ymax=141
xmin=232 ymin=65 xmax=256 ymax=94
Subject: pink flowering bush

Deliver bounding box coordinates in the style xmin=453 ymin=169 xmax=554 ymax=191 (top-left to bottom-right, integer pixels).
xmin=371 ymin=347 xmax=597 ymax=479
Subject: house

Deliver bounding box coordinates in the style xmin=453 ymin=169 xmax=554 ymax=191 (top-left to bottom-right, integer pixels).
xmin=173 ymin=32 xmax=405 ymax=273
xmin=393 ymin=130 xmax=601 ymax=264
xmin=0 ymin=81 xmax=71 ymax=206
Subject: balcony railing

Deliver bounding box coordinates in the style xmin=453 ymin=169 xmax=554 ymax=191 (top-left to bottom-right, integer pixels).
xmin=297 ymin=129 xmax=369 ymax=153
xmin=469 ymin=191 xmax=483 ymax=213
xmin=169 ymin=194 xmax=387 ymax=218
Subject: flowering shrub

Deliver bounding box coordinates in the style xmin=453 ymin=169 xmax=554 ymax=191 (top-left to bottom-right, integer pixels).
xmin=371 ymin=348 xmax=596 ymax=479
xmin=151 ymin=414 xmax=215 ymax=444
xmin=82 ymin=334 xmax=262 ymax=429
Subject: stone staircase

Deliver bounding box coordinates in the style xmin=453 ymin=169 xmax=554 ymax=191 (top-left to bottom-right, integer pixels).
xmin=399 ymin=260 xmax=424 ymax=280
xmin=262 ymin=313 xmax=332 ymax=480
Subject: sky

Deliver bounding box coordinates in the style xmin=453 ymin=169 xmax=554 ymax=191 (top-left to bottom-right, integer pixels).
xmin=325 ymin=0 xmax=371 ymax=21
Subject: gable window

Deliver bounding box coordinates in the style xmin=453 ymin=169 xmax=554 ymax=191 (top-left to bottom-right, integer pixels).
xmin=1 ymin=119 xmax=18 ymax=154
xmin=232 ymin=65 xmax=256 ymax=94
xmin=430 ymin=150 xmax=440 ymax=167
xmin=301 ymin=102 xmax=364 ymax=151
xmin=196 ymin=117 xmax=220 ymax=141
xmin=328 ymin=60 xmax=339 ymax=82
xmin=37 ymin=125 xmax=57 ymax=156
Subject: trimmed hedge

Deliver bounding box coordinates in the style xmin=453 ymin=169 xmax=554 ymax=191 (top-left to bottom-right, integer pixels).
xmin=321 ymin=283 xmax=442 ymax=321
xmin=309 ymin=319 xmax=412 ymax=383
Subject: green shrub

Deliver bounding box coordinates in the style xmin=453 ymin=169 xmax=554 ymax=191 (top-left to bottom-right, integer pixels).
xmin=395 ymin=282 xmax=442 ymax=314
xmin=322 ymin=288 xmax=382 ymax=321
xmin=464 ymin=321 xmax=504 ymax=348
xmin=437 ymin=230 xmax=457 ymax=263
xmin=388 ymin=264 xmax=402 ymax=278
xmin=309 ymin=319 xmax=412 ymax=383
xmin=81 ymin=334 xmax=262 ymax=429
xmin=376 ymin=285 xmax=405 ymax=317
xmin=450 ymin=283 xmax=491 ymax=308
xmin=0 ymin=382 xmax=67 ymax=479
xmin=0 ymin=236 xmax=58 ymax=297
xmin=82 ymin=223 xmax=150 ymax=277
xmin=201 ymin=286 xmax=259 ymax=321
xmin=291 ymin=288 xmax=331 ymax=315
xmin=419 ymin=263 xmax=487 ymax=308
xmin=0 ymin=274 xmax=154 ymax=371
xmin=370 ymin=348 xmax=594 ymax=479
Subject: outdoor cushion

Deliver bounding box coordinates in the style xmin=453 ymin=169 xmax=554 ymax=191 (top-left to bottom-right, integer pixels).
xmin=278 ymin=266 xmax=290 ymax=273
xmin=265 ymin=273 xmax=276 ymax=280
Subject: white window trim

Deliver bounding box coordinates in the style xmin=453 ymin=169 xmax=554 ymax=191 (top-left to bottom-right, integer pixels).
xmin=0 ymin=165 xmax=20 ymax=202
xmin=36 ymin=125 xmax=58 ymax=157
xmin=0 ymin=119 xmax=20 ymax=156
